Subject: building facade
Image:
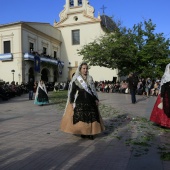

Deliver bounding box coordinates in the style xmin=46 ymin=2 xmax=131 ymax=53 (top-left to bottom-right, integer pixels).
xmin=54 ymin=0 xmax=118 ymax=82
xmin=0 ymin=22 xmax=63 ymax=83
xmin=0 ymin=0 xmax=118 ymax=84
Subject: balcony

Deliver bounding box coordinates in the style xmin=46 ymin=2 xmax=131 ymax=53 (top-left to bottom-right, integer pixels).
xmin=0 ymin=53 xmax=13 ymax=61
xmin=24 ymin=53 xmax=64 ymax=66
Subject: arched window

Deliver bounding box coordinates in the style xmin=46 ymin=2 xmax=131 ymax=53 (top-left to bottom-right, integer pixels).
xmin=70 ymin=0 xmax=74 ymax=7
xmin=78 ymin=0 xmax=82 ymax=6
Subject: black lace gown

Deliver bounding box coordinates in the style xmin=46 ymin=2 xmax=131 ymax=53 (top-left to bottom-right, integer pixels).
xmin=34 ymin=87 xmax=49 ymax=105
xmin=161 ymin=82 xmax=170 ymax=118
xmin=70 ymin=82 xmax=100 ymax=124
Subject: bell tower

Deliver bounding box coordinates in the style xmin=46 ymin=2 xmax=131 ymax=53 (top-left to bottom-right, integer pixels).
xmin=65 ymin=0 xmax=84 ymax=11
xmin=65 ymin=0 xmax=83 ymax=11
xmin=55 ymin=0 xmax=96 ymax=24
xmin=69 ymin=0 xmax=83 ymax=7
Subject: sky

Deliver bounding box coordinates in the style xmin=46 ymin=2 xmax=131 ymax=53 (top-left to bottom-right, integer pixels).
xmin=0 ymin=0 xmax=170 ymax=38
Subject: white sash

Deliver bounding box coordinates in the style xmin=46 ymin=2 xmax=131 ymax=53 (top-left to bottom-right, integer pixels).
xmin=77 ymin=75 xmax=92 ymax=95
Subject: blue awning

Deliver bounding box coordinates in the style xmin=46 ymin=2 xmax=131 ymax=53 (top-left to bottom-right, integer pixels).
xmin=24 ymin=53 xmax=34 ymax=61
xmin=24 ymin=53 xmax=64 ymax=66
xmin=0 ymin=53 xmax=13 ymax=61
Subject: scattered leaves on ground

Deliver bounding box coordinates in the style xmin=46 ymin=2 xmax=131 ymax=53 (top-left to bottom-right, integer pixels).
xmin=50 ymin=91 xmax=170 ymax=160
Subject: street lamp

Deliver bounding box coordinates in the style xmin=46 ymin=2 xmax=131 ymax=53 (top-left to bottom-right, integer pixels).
xmin=11 ymin=69 xmax=15 ymax=81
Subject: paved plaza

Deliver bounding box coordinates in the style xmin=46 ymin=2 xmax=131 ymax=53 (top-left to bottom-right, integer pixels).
xmin=0 ymin=92 xmax=170 ymax=170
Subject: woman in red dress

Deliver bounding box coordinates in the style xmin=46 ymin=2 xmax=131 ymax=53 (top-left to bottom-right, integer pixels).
xmin=150 ymin=63 xmax=170 ymax=128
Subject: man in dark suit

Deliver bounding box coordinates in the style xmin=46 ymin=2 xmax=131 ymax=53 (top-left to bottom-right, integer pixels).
xmin=28 ymin=78 xmax=34 ymax=100
xmin=126 ymin=73 xmax=138 ymax=104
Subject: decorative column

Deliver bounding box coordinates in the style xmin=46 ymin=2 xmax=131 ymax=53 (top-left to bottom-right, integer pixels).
xmin=74 ymin=0 xmax=78 ymax=6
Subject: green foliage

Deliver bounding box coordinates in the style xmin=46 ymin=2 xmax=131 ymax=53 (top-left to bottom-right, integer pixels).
xmin=78 ymin=19 xmax=170 ymax=77
xmin=160 ymin=152 xmax=170 ymax=161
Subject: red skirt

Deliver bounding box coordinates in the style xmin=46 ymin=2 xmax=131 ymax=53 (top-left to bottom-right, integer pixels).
xmin=150 ymin=94 xmax=170 ymax=128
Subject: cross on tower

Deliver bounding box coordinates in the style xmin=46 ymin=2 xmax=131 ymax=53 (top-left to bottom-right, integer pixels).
xmin=101 ymin=5 xmax=107 ymax=14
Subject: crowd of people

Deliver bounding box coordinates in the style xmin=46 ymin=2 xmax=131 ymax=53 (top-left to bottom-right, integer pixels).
xmin=95 ymin=77 xmax=161 ymax=97
xmin=30 ymin=50 xmax=59 ymax=61
xmin=53 ymin=81 xmax=69 ymax=91
xmin=0 ymin=80 xmax=55 ymax=102
xmin=0 ymin=81 xmax=29 ymax=100
xmin=1 ymin=62 xmax=170 ymax=137
xmin=1 ymin=75 xmax=160 ymax=102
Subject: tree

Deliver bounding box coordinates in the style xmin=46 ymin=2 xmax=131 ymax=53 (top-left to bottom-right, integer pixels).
xmin=78 ymin=19 xmax=170 ymax=78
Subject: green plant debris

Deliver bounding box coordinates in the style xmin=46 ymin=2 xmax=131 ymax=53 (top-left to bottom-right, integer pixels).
xmin=116 ymin=136 xmax=122 ymax=140
xmin=157 ymin=146 xmax=167 ymax=151
xmin=50 ymin=91 xmax=170 ymax=160
xmin=132 ymin=141 xmax=151 ymax=147
xmin=160 ymin=152 xmax=170 ymax=161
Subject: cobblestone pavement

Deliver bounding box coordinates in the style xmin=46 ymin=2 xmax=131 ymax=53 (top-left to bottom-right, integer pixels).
xmin=0 ymin=92 xmax=170 ymax=170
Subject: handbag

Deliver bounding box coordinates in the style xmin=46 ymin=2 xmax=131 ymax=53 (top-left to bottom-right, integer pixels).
xmin=158 ymin=102 xmax=163 ymax=109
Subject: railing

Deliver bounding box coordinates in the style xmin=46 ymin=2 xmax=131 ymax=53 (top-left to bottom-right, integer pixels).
xmin=24 ymin=53 xmax=64 ymax=66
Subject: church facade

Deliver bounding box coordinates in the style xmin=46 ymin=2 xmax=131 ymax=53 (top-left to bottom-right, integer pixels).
xmin=0 ymin=0 xmax=118 ymax=84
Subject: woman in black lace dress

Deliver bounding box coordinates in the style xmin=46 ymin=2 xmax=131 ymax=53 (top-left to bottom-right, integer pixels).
xmin=60 ymin=62 xmax=105 ymax=139
xmin=34 ymin=80 xmax=49 ymax=105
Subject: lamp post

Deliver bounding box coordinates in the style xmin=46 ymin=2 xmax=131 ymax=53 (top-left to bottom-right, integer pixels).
xmin=11 ymin=70 xmax=15 ymax=81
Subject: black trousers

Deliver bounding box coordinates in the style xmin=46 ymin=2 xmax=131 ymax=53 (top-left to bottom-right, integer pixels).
xmin=130 ymin=89 xmax=136 ymax=103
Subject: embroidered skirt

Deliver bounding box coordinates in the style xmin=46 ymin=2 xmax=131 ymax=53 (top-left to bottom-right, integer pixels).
xmin=60 ymin=102 xmax=105 ymax=135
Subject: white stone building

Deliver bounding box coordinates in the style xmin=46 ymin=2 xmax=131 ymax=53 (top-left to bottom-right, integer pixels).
xmin=0 ymin=22 xmax=62 ymax=84
xmin=0 ymin=0 xmax=118 ymax=84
